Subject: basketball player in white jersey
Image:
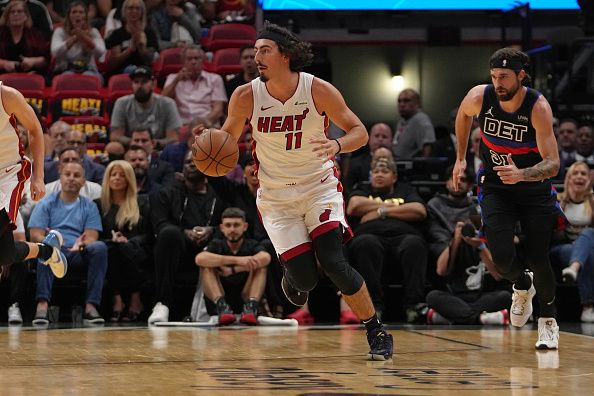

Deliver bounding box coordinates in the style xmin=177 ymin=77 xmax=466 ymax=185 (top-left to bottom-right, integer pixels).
xmin=194 ymin=22 xmax=393 ymax=360
xmin=0 ymin=83 xmax=67 ymax=279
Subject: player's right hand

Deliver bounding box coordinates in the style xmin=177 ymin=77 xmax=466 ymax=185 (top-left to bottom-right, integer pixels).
xmin=452 ymin=159 xmax=467 ymax=192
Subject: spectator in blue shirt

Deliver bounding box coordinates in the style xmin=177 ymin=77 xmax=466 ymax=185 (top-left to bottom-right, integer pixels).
xmin=29 ymin=161 xmax=107 ymax=325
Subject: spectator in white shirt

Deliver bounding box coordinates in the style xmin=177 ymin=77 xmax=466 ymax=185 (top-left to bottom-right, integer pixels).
xmin=161 ymin=44 xmax=227 ymax=126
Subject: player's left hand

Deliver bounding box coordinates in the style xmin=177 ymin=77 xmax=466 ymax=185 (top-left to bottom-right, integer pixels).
xmin=310 ymin=137 xmax=339 ymax=163
xmin=30 ymin=177 xmax=45 ymax=202
xmin=493 ymin=154 xmax=522 ymax=184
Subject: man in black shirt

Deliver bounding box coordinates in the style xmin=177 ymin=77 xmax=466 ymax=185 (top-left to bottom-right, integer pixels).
xmin=346 ymin=157 xmax=428 ymax=321
xmin=196 ymin=207 xmax=271 ymax=325
xmin=453 ymin=47 xmax=560 ymax=349
xmin=224 ymin=45 xmax=258 ymax=98
xmin=148 ymin=150 xmax=224 ymax=324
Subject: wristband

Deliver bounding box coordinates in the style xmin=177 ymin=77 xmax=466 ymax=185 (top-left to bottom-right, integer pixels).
xmin=334 ymin=139 xmax=342 ymax=154
xmin=377 ymin=207 xmax=387 ymax=219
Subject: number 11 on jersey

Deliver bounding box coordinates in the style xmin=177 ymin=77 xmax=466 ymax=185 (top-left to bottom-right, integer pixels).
xmin=285 ymin=132 xmax=303 ymax=150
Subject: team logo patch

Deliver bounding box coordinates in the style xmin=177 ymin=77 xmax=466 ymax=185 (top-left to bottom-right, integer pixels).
xmin=319 ymin=208 xmax=332 ymax=222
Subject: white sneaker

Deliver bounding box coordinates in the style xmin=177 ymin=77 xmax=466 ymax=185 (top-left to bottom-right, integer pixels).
xmin=8 ymin=303 xmax=22 ymax=324
xmin=479 ymin=309 xmax=510 ymax=325
xmin=510 ymin=272 xmax=536 ymax=327
xmin=562 ymin=266 xmax=578 ymax=284
xmin=535 ymin=317 xmax=559 ymax=350
xmin=148 ymin=302 xmax=169 ymax=324
xmin=581 ymin=307 xmax=594 ymax=323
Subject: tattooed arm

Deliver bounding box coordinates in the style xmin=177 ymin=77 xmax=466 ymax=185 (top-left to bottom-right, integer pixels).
xmin=522 ymin=96 xmax=560 ymax=182
xmin=493 ymin=95 xmax=559 ymax=184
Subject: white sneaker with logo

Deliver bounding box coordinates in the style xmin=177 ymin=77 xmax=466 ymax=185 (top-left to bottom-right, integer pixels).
xmin=7 ymin=303 xmax=22 ymax=324
xmin=510 ymin=272 xmax=536 ymax=327
xmin=535 ymin=317 xmax=559 ymax=350
xmin=479 ymin=309 xmax=509 ymax=325
xmin=148 ymin=302 xmax=169 ymax=324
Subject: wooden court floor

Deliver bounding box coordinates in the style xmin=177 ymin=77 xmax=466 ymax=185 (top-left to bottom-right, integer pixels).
xmin=0 ymin=323 xmax=593 ymax=395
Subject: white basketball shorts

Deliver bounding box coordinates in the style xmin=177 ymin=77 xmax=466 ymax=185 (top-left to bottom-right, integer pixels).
xmin=0 ymin=159 xmax=30 ymax=228
xmin=256 ymin=170 xmax=352 ymax=262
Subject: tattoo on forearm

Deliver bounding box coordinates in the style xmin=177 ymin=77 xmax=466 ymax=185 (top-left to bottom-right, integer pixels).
xmin=522 ymin=159 xmax=559 ymax=181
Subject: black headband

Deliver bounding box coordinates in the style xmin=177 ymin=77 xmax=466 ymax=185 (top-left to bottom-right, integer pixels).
xmin=257 ymin=30 xmax=289 ymax=47
xmin=489 ymin=58 xmax=523 ymax=72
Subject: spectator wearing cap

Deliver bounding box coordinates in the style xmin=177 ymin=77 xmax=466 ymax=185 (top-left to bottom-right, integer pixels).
xmin=104 ymin=0 xmax=159 ymax=75
xmin=161 ymin=45 xmax=227 ymax=127
xmin=110 ymin=65 xmax=182 ymax=148
xmin=346 ymin=157 xmax=428 ymax=322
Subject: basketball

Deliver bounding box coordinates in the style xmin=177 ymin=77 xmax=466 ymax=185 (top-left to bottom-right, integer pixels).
xmin=191 ymin=128 xmax=239 ymax=177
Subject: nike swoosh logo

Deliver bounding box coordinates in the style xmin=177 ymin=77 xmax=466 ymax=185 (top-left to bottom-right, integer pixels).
xmin=260 ymin=106 xmax=274 ymax=111
xmin=5 ymin=166 xmax=15 ymax=173
xmin=320 ymin=175 xmax=329 ymax=183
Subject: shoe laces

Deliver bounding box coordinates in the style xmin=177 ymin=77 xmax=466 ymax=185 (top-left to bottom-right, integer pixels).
xmin=511 ymin=291 xmax=528 ymax=314
xmin=538 ymin=321 xmax=557 ymax=341
xmin=369 ymin=329 xmax=390 ymax=348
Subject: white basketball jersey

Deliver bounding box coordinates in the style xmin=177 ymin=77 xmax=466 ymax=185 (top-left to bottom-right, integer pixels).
xmin=250 ymin=72 xmax=332 ymax=189
xmin=0 ymin=82 xmax=22 ymax=169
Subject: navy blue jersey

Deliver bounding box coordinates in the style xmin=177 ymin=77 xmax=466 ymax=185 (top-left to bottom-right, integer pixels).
xmin=477 ymin=85 xmax=549 ymax=190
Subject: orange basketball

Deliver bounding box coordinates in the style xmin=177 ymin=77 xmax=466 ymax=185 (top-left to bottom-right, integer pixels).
xmin=191 ymin=129 xmax=239 ymax=177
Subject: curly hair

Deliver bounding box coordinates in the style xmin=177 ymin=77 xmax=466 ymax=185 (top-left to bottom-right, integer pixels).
xmin=489 ymin=47 xmax=532 ymax=86
xmin=259 ymin=21 xmax=313 ymax=72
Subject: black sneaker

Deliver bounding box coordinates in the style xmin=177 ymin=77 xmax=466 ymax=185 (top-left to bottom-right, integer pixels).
xmin=240 ymin=298 xmax=259 ymax=325
xmin=281 ymin=275 xmax=308 ymax=307
xmin=367 ymin=327 xmax=394 ymax=361
xmin=83 ymin=306 xmax=105 ymax=325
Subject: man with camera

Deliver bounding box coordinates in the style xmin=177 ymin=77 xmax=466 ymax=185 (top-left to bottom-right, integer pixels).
xmin=425 ymin=166 xmax=511 ymax=325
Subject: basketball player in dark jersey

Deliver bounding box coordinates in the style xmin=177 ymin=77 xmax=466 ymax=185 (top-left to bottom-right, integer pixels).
xmin=452 ymin=47 xmax=560 ymax=349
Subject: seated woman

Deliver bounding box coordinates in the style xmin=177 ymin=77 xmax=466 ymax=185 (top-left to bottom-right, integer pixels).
xmin=51 ymin=1 xmax=106 ymax=84
xmin=96 ymin=160 xmax=152 ymax=322
xmin=104 ymin=0 xmax=159 ymax=75
xmin=0 ymin=0 xmax=49 ymax=74
xmin=551 ymin=161 xmax=594 ymax=322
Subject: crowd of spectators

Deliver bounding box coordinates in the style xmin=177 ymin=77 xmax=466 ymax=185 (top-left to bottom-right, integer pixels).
xmin=0 ymin=0 xmax=592 ymax=327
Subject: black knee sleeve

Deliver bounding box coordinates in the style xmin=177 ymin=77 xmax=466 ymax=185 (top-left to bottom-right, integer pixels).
xmin=313 ymin=227 xmax=363 ymax=295
xmin=284 ymin=249 xmax=319 ymax=292
xmin=0 ymin=228 xmax=16 ymax=267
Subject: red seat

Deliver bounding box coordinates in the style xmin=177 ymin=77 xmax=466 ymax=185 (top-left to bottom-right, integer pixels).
xmin=107 ymin=73 xmax=132 ymax=93
xmin=0 ymin=73 xmax=49 ymax=116
xmin=202 ymin=23 xmax=256 ymax=51
xmin=211 ymin=47 xmax=241 ymax=75
xmin=153 ymin=47 xmax=183 ymax=79
xmin=0 ymin=73 xmax=45 ymax=91
xmin=51 ymin=74 xmax=101 ymax=92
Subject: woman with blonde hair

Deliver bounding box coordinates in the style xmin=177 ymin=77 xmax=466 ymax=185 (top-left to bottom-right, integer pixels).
xmin=95 ymin=160 xmax=152 ymax=321
xmin=0 ymin=0 xmax=49 ymax=74
xmin=104 ymin=0 xmax=159 ymax=75
xmin=51 ymin=1 xmax=106 ymax=84
xmin=551 ymin=161 xmax=594 ymax=322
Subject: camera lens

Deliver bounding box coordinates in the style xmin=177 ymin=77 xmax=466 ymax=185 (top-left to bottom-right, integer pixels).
xmin=461 ymin=223 xmax=476 ymax=238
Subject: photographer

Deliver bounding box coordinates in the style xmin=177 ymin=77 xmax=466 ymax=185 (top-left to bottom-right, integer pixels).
xmin=425 ymin=166 xmax=511 ymax=325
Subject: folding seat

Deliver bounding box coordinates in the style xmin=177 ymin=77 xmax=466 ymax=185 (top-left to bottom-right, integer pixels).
xmin=201 ymin=23 xmax=256 ymax=51
xmin=211 ymin=47 xmax=241 ymax=75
